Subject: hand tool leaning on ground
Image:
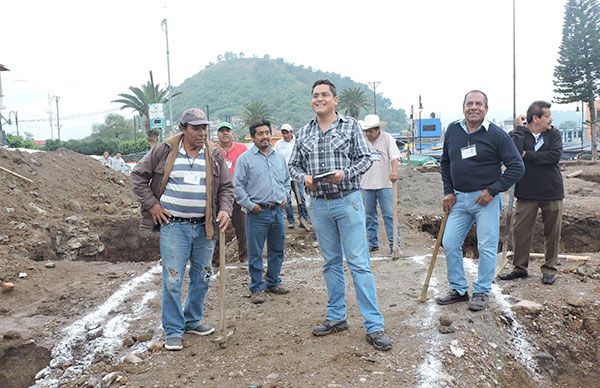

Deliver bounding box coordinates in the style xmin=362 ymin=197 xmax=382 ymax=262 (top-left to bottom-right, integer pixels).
xmin=391 ymin=181 xmax=400 ymax=260
xmin=212 ymin=229 xmax=233 ymax=348
xmin=292 ymin=181 xmax=312 ymax=232
xmin=495 ymin=185 xmax=515 ymax=278
xmin=417 ymin=210 xmax=449 ymax=303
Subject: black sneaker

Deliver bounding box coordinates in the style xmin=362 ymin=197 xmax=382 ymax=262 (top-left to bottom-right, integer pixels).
xmin=312 ymin=319 xmax=348 ymax=336
xmin=542 ymin=273 xmax=556 ymax=285
xmin=369 ymin=246 xmax=379 ymax=252
xmin=366 ymin=331 xmax=392 ymax=351
xmin=498 ymin=270 xmax=528 ymax=280
xmin=435 ymin=290 xmax=469 ymax=305
xmin=468 ymin=292 xmax=488 ymax=311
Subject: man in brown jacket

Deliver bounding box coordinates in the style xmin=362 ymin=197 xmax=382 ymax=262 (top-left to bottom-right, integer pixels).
xmin=131 ymin=108 xmax=234 ymax=351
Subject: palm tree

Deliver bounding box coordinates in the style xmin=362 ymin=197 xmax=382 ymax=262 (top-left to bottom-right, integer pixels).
xmin=112 ymin=71 xmax=180 ymax=147
xmin=339 ymin=88 xmax=370 ymax=119
xmin=241 ymin=100 xmax=273 ymax=137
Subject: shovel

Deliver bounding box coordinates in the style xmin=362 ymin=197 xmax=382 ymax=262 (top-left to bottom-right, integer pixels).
xmin=292 ymin=181 xmax=312 ymax=232
xmin=495 ymin=186 xmax=515 ymax=278
xmin=417 ymin=211 xmax=448 ymax=303
xmin=213 ymin=229 xmax=233 ymax=348
xmin=391 ymin=181 xmax=400 ymax=260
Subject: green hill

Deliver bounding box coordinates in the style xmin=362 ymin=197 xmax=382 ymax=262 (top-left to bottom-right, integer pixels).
xmin=171 ymin=54 xmax=408 ymax=134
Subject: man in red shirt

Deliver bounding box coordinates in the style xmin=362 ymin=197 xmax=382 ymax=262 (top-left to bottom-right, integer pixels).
xmin=213 ymin=121 xmax=248 ymax=266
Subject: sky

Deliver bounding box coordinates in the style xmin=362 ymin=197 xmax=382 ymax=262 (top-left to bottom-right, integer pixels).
xmin=0 ymin=0 xmax=577 ymax=140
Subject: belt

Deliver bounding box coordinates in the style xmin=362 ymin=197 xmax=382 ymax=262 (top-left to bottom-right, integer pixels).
xmin=314 ymin=189 xmax=357 ymax=200
xmin=170 ymin=216 xmax=206 ymax=224
xmin=257 ymin=203 xmax=280 ymax=209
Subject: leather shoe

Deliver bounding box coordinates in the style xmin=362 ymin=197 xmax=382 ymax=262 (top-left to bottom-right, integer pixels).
xmin=435 ymin=289 xmax=469 ymax=305
xmin=498 ymin=270 xmax=528 ymax=280
xmin=542 ymin=273 xmax=556 ymax=285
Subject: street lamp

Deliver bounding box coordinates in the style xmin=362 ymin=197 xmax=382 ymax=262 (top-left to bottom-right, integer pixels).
xmin=418 ymin=95 xmax=423 ymax=154
xmin=161 ymin=18 xmax=174 ymax=132
xmin=7 ymin=111 xmax=18 ymax=137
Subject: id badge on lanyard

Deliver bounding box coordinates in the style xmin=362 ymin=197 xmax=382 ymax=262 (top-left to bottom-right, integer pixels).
xmin=461 ymin=144 xmax=477 ymax=159
xmin=184 ymin=171 xmax=201 ymax=185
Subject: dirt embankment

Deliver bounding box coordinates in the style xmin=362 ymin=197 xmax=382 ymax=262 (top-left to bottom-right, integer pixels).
xmin=0 ymin=149 xmax=598 ymax=387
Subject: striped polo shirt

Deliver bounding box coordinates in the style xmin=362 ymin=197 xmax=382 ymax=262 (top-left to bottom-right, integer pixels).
xmin=160 ymin=143 xmax=207 ymax=218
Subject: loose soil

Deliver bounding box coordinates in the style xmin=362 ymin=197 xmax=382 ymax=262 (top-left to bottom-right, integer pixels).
xmin=0 ymin=148 xmax=598 ymax=387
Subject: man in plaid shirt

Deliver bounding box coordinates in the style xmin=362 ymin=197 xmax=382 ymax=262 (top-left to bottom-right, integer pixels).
xmin=289 ymin=79 xmax=392 ymax=351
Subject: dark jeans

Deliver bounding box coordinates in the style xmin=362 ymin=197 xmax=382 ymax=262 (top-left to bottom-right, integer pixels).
xmin=212 ymin=201 xmax=247 ymax=266
xmin=285 ymin=180 xmax=309 ymax=223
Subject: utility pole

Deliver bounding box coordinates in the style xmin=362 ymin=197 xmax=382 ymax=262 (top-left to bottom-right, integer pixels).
xmin=418 ymin=95 xmax=423 ymax=154
xmin=368 ymin=81 xmax=381 ymax=114
xmin=161 ymin=18 xmax=174 ymax=131
xmin=47 ymin=94 xmax=54 ymax=140
xmin=54 ymin=96 xmax=61 ymax=141
xmin=512 ymin=0 xmax=516 ymax=121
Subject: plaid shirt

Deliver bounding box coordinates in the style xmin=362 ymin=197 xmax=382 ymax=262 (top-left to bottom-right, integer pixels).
xmin=289 ymin=114 xmax=372 ymax=196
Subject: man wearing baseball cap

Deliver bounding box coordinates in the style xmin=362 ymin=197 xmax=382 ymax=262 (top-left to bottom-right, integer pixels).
xmin=212 ymin=121 xmax=248 ymax=267
xmin=131 ymin=108 xmax=234 ymax=351
xmin=274 ymin=123 xmax=310 ymax=229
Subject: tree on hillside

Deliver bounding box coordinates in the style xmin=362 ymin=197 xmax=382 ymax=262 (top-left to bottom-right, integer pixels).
xmin=553 ymin=0 xmax=600 ymax=160
xmin=241 ymin=100 xmax=273 ymax=137
xmin=112 ymin=71 xmax=181 ymax=147
xmin=91 ymin=114 xmax=135 ymax=140
xmin=339 ymin=88 xmax=371 ymax=119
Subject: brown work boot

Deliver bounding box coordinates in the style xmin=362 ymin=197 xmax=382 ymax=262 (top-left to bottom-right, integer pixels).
xmin=251 ymin=290 xmax=266 ymax=304
xmin=266 ymin=284 xmax=289 ymax=294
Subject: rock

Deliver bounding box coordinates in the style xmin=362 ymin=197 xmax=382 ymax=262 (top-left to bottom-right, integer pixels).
xmin=45 ymin=261 xmax=56 ymax=268
xmin=65 ymin=199 xmax=82 ymax=213
xmin=0 ymin=235 xmax=9 ymax=244
xmin=84 ymin=376 xmax=100 ymax=388
xmin=28 ymin=202 xmax=47 ymax=214
xmin=14 ymin=222 xmax=26 ymax=230
xmin=135 ymin=330 xmax=154 ymax=342
xmin=439 ymin=315 xmax=453 ymax=326
xmin=104 ymin=204 xmax=118 ymax=214
xmin=576 ymin=264 xmax=597 ymax=277
xmin=512 ymin=300 xmax=543 ymax=315
xmin=123 ymin=353 xmax=143 ymax=364
xmin=123 ymin=335 xmax=135 ymax=347
xmin=100 ymin=371 xmax=123 ymax=388
xmin=566 ymin=298 xmax=585 ymax=308
xmin=439 ymin=325 xmax=456 ymax=334
xmin=266 ymin=372 xmax=280 ymax=381
xmin=148 ymin=341 xmax=164 ymax=353
xmin=0 ymin=282 xmax=14 ymax=293
xmin=450 ymin=345 xmax=464 ymax=358
xmin=18 ymin=272 xmax=28 ymax=279
xmin=2 ymin=330 xmax=21 ymax=339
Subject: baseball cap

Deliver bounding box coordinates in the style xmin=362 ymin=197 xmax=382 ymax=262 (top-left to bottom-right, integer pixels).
xmin=281 ymin=123 xmax=293 ymax=132
xmin=217 ymin=121 xmax=234 ymax=131
xmin=180 ymin=108 xmax=209 ymax=125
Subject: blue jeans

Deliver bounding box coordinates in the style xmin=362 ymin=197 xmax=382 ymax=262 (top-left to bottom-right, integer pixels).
xmin=285 ymin=181 xmax=309 ymax=223
xmin=160 ymin=221 xmax=215 ymax=339
xmin=309 ymin=190 xmax=384 ymax=334
xmin=361 ymin=188 xmax=400 ymax=251
xmin=442 ymin=191 xmax=502 ymax=295
xmin=246 ymin=207 xmax=285 ymax=292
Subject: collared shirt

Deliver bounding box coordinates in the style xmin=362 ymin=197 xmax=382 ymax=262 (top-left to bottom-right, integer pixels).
xmin=274 ymin=137 xmax=295 ymax=164
xmin=459 ymin=118 xmax=491 ymax=134
xmin=289 ymin=114 xmax=372 ymax=196
xmin=361 ymin=131 xmax=401 ymax=190
xmin=234 ymin=145 xmax=291 ymax=211
xmin=160 ymin=143 xmax=206 ymax=217
xmin=220 ymin=141 xmax=247 ymax=176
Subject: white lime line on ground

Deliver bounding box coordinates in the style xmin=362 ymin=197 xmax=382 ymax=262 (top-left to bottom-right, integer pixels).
xmin=463 ymin=258 xmax=542 ymax=383
xmin=33 ymin=265 xmax=161 ymax=387
xmin=410 ymin=254 xmax=448 ymax=387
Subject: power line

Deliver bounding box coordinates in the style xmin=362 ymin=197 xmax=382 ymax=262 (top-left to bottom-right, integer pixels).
xmin=18 ymin=108 xmax=121 ymax=123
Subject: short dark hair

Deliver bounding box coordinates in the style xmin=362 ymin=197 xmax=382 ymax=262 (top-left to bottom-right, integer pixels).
xmin=526 ymin=100 xmax=551 ymax=124
xmin=312 ymin=79 xmax=337 ymax=96
xmin=249 ymin=119 xmax=272 ymax=137
xmin=463 ymin=90 xmax=488 ymax=108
